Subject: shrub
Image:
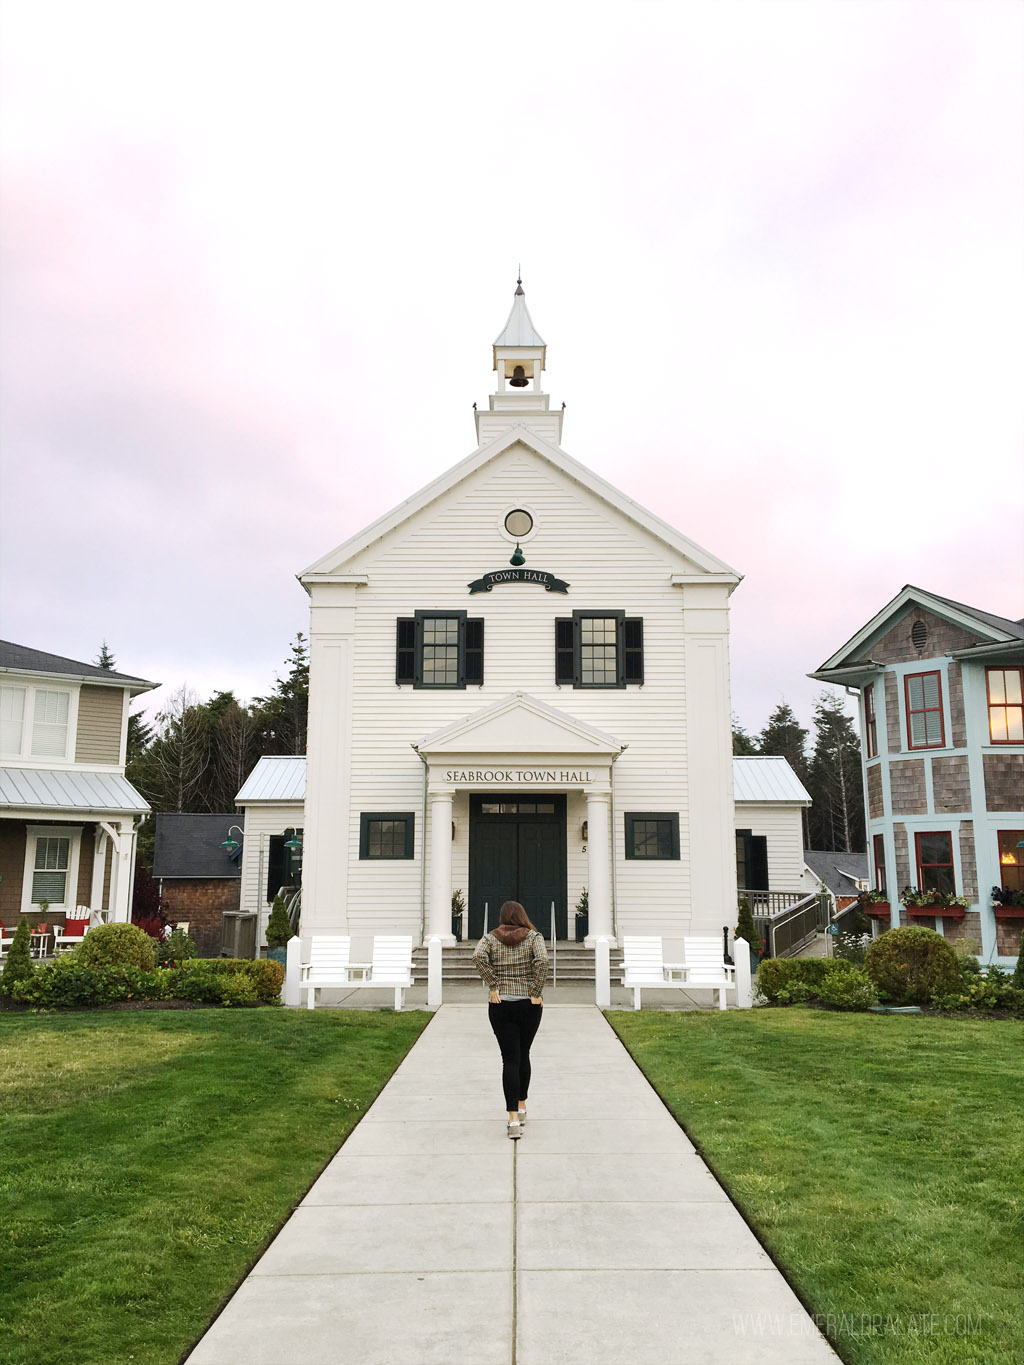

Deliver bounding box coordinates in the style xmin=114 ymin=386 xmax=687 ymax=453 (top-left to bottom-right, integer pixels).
xmin=218 ymin=974 xmax=259 ymax=1006
xmin=73 ymin=923 xmax=156 ymax=971
xmin=864 ymin=926 xmax=961 ymax=1004
xmin=815 ymin=969 xmax=879 ymax=1009
xmin=14 ymin=959 xmax=165 ymax=1008
xmin=265 ymin=896 xmax=293 ymax=949
xmin=755 ymin=956 xmax=863 ymax=1006
xmin=735 ymin=897 xmax=764 ymax=958
xmin=0 ymin=920 xmax=34 ymax=996
xmin=132 ymin=911 xmax=167 ymax=941
xmin=932 ymin=965 xmax=1024 ymax=1016
xmin=164 ymin=958 xmax=284 ymax=1004
xmin=834 ymin=931 xmax=872 ymax=966
xmin=1013 ymin=943 xmax=1024 ymax=991
xmin=155 ymin=928 xmax=198 ymax=966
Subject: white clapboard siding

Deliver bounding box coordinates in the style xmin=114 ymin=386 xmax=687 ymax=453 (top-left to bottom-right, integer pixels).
xmin=734 ymin=801 xmax=807 ymax=892
xmin=236 ymin=801 xmax=304 ymax=941
xmin=305 ymin=436 xmax=735 ymax=941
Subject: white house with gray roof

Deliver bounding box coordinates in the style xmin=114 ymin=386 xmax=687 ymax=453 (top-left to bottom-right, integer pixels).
xmin=0 ymin=641 xmax=156 ymax=931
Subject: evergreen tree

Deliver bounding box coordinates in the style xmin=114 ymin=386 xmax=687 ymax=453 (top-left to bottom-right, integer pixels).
xmin=94 ymin=641 xmax=117 ymax=670
xmin=806 ymin=690 xmax=866 ymax=852
xmin=732 ymin=717 xmax=759 ymax=756
xmin=251 ymin=633 xmax=309 ymax=756
xmin=759 ymin=701 xmax=809 ymax=782
xmin=0 ymin=921 xmax=34 ymax=995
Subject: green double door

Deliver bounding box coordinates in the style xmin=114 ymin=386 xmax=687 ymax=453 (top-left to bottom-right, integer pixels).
xmin=468 ymin=794 xmax=567 ymax=941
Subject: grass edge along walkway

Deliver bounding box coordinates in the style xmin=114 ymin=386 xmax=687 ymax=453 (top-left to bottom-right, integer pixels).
xmin=607 ymin=1009 xmax=1024 ymax=1365
xmin=0 ymin=1008 xmax=430 ymax=1365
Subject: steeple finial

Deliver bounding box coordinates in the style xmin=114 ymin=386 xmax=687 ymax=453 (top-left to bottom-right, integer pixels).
xmin=516 ymin=265 xmax=523 ymax=296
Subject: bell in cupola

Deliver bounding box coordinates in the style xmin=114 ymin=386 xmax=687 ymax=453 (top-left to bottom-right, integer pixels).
xmin=509 ymin=365 xmax=529 ymax=388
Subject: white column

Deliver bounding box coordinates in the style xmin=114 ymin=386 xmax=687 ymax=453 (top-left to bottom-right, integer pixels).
xmin=428 ymin=788 xmax=456 ymax=945
xmin=585 ymin=788 xmax=613 ymax=946
xmin=734 ymin=938 xmax=753 ymax=1009
xmin=110 ymin=819 xmax=136 ymax=923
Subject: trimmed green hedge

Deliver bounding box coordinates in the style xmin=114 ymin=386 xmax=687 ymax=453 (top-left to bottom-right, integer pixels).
xmin=864 ymin=926 xmax=960 ymax=1004
xmin=755 ymin=956 xmax=878 ymax=1009
xmin=10 ymin=956 xmax=285 ymax=1010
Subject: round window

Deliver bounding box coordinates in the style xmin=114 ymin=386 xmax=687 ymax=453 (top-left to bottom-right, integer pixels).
xmin=504 ymin=509 xmax=534 ymax=538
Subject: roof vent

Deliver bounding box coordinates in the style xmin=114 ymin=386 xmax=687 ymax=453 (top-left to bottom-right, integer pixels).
xmin=911 ymin=619 xmax=928 ymax=651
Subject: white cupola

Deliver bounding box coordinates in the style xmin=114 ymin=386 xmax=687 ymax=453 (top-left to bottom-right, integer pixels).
xmin=475 ymin=279 xmax=564 ymax=446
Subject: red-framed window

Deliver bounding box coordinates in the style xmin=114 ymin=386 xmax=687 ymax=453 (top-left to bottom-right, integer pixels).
xmin=998 ymin=830 xmax=1024 ymax=893
xmin=987 ymin=668 xmax=1024 ymax=744
xmin=914 ymin=831 xmax=955 ymax=897
xmin=873 ymin=834 xmax=887 ymax=894
xmin=905 ymin=671 xmax=945 ymax=749
xmin=864 ymin=683 xmax=878 ymax=758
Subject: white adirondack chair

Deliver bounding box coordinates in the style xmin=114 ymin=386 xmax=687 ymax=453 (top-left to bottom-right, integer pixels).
xmin=361 ymin=935 xmax=414 ymax=1012
xmin=681 ymin=936 xmax=736 ymax=1011
xmin=301 ymin=936 xmax=352 ymax=1010
xmin=621 ymin=936 xmax=686 ymax=1010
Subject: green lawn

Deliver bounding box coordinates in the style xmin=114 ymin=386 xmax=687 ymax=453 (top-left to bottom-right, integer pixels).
xmin=608 ymin=1010 xmax=1024 ymax=1365
xmin=0 ymin=1008 xmax=429 ymax=1365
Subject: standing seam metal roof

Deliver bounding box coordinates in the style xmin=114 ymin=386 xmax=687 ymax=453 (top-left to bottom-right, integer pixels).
xmin=733 ymin=757 xmax=811 ymax=804
xmin=235 ymin=756 xmax=307 ymax=802
xmin=0 ymin=767 xmax=150 ymax=812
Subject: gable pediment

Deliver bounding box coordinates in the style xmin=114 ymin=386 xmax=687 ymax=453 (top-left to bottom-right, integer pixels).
xmin=415 ymin=692 xmax=623 ymax=758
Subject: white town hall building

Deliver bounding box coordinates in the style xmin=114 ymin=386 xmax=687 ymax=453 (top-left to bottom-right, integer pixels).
xmin=273 ymin=283 xmax=749 ymax=956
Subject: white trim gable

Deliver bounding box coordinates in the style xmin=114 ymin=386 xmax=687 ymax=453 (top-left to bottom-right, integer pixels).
xmin=414 ymin=692 xmax=625 ymax=758
xmin=817 ymin=585 xmax=1012 ymax=670
xmin=300 ymin=425 xmax=741 ymax=585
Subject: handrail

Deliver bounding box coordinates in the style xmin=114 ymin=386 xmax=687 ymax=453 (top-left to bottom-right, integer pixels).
xmin=550 ymin=901 xmax=556 ymax=987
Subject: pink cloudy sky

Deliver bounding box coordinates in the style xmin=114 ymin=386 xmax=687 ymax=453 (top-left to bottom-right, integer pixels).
xmin=1 ymin=0 xmax=1022 ymax=738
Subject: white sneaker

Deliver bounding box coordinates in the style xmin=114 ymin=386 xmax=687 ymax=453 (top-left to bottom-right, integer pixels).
xmin=507 ymin=1119 xmax=522 ymax=1140
xmin=517 ymin=1108 xmax=527 ymax=1125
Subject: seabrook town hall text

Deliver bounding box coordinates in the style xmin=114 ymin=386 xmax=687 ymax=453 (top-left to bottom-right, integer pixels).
xmin=444 ymin=769 xmax=595 ymax=785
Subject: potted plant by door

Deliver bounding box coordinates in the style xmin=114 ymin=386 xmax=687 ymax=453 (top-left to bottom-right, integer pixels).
xmin=451 ymin=888 xmax=466 ymax=942
xmin=265 ymin=895 xmax=294 ymax=964
xmin=574 ymin=888 xmax=589 ymax=943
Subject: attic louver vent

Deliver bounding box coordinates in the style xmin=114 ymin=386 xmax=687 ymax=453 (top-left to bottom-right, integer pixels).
xmin=911 ymin=619 xmax=928 ymax=651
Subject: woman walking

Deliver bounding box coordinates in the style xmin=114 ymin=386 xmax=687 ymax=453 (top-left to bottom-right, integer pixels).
xmin=473 ymin=901 xmax=548 ymax=1139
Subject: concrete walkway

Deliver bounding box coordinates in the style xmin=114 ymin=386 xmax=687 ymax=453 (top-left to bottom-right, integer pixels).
xmin=187 ymin=1005 xmax=838 ymax=1365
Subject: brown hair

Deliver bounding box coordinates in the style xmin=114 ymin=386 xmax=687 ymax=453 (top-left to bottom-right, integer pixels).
xmin=491 ymin=900 xmax=534 ymax=944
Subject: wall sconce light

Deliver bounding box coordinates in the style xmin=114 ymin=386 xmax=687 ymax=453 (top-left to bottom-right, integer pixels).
xmin=220 ymin=824 xmax=245 ymax=853
xmin=581 ymin=820 xmax=589 ymax=842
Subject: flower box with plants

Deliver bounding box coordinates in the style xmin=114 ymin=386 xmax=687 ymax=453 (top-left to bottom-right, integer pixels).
xmin=899 ymin=887 xmax=970 ymax=919
xmin=859 ymin=889 xmax=892 ymax=918
xmin=991 ymin=886 xmax=1024 ymax=920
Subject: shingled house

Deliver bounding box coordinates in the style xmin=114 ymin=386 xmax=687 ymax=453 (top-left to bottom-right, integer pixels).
xmin=151 ymin=813 xmax=242 ymax=956
xmin=811 ymin=587 xmax=1024 ymax=963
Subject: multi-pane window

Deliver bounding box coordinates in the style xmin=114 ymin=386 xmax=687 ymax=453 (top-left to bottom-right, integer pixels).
xmin=864 ymin=683 xmax=878 ymax=758
xmin=32 ymin=836 xmax=71 ymax=904
xmin=997 ymin=831 xmax=1024 ymax=893
xmin=905 ymin=671 xmax=944 ymax=749
xmin=396 ymin=613 xmax=483 ymax=688
xmin=580 ymin=617 xmax=618 ymax=685
xmin=31 ymin=690 xmax=70 ymax=757
xmin=987 ymin=668 xmax=1024 ymax=744
xmin=555 ymin=612 xmax=644 ymax=688
xmin=422 ymin=617 xmax=460 ymax=686
xmin=0 ymin=686 xmax=25 ymax=754
xmin=625 ymin=813 xmax=680 ymax=860
xmin=914 ymin=832 xmax=955 ymax=896
xmin=359 ymin=813 xmax=414 ymax=859
xmin=873 ymin=833 xmax=887 ymax=894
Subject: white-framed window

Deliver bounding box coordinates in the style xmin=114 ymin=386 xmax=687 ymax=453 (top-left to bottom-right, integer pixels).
xmin=22 ymin=825 xmax=83 ymax=912
xmin=0 ymin=685 xmax=26 ymax=752
xmin=0 ymin=683 xmax=75 ymax=761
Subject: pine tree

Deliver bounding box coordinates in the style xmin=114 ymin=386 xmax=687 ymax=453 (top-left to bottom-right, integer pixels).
xmin=806 ymin=690 xmax=866 ymax=852
xmin=732 ymin=717 xmax=759 ymax=756
xmin=95 ymin=642 xmax=117 ymax=670
xmin=759 ymin=701 xmax=809 ymax=782
xmin=251 ymin=633 xmax=309 ymax=756
xmin=0 ymin=920 xmax=34 ymax=995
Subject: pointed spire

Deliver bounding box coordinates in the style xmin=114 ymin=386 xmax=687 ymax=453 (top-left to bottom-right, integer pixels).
xmin=494 ymin=278 xmax=545 ymax=348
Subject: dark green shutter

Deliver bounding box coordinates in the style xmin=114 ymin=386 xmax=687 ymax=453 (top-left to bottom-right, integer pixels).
xmin=266 ymin=836 xmax=286 ymax=901
xmin=555 ymin=618 xmax=575 ymax=684
xmin=623 ymin=617 xmax=644 ymax=684
xmin=464 ymin=619 xmax=484 ymax=685
xmin=396 ymin=618 xmax=415 ymax=684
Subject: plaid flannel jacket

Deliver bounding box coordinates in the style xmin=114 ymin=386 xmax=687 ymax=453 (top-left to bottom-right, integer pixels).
xmin=473 ymin=930 xmax=548 ymax=998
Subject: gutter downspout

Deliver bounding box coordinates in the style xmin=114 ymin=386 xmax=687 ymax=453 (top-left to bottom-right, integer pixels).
xmin=413 ymin=745 xmax=428 ymax=945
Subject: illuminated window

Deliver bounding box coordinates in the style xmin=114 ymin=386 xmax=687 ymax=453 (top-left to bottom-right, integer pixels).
xmin=997 ymin=830 xmax=1024 ymax=894
xmin=987 ymin=668 xmax=1024 ymax=744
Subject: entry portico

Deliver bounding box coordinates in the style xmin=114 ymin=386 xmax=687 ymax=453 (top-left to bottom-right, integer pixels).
xmin=415 ymin=691 xmax=623 ymax=945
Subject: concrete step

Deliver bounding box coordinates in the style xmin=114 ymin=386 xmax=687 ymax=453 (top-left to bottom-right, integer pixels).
xmin=411 ymin=944 xmax=623 ymax=984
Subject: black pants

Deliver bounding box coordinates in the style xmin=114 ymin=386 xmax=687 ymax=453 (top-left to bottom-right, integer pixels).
xmin=487 ymin=999 xmax=543 ymax=1112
